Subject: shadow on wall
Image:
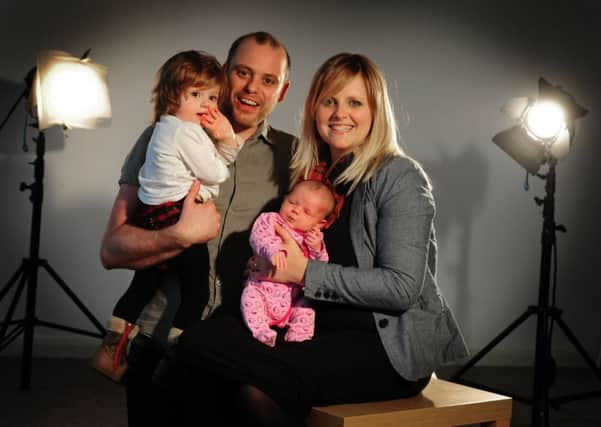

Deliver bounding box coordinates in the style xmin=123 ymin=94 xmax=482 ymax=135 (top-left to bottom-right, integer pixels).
xmin=423 ymin=144 xmax=488 ymax=333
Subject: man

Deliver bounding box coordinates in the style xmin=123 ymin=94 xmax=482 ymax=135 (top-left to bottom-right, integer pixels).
xmin=100 ymin=32 xmax=294 ymax=426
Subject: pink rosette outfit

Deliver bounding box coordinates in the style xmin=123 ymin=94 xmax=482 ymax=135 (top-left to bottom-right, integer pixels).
xmin=241 ymin=212 xmax=328 ymax=347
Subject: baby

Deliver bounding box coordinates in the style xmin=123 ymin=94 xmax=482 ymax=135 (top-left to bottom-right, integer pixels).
xmin=241 ymin=180 xmax=336 ymax=347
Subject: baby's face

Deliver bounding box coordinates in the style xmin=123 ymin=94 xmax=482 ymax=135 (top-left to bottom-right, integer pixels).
xmin=279 ymin=185 xmax=328 ymax=232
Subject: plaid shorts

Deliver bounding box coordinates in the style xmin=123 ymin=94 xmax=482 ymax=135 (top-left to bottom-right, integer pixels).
xmin=134 ymin=199 xmax=184 ymax=230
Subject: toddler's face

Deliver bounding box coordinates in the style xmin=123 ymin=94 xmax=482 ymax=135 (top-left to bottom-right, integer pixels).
xmin=279 ymin=185 xmax=329 ymax=232
xmin=175 ymin=85 xmax=220 ymax=125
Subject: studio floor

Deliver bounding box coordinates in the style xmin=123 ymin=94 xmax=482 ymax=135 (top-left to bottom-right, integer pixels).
xmin=1 ymin=357 xmax=600 ymax=426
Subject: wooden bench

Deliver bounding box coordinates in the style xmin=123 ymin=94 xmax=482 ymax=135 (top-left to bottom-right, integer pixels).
xmin=306 ymin=378 xmax=512 ymax=427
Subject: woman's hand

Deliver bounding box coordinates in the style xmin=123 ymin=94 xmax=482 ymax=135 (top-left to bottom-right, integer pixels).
xmin=271 ymin=250 xmax=288 ymax=270
xmin=249 ymin=224 xmax=308 ymax=284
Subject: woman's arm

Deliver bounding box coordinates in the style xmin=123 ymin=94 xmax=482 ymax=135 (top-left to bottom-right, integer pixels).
xmin=265 ymin=161 xmax=435 ymax=312
xmin=100 ymin=180 xmax=221 ymax=270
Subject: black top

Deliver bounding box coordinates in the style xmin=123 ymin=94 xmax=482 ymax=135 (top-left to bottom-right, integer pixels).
xmin=312 ymin=156 xmax=375 ymax=333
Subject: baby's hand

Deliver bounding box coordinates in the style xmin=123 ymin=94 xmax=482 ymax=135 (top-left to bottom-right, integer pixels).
xmin=200 ymin=108 xmax=237 ymax=147
xmin=305 ymin=227 xmax=323 ymax=252
xmin=271 ymin=250 xmax=288 ymax=271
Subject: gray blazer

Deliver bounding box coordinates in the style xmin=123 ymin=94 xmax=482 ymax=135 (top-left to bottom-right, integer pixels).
xmin=303 ymin=155 xmax=469 ymax=381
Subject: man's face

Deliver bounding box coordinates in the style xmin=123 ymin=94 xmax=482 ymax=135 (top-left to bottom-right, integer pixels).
xmin=223 ymin=39 xmax=290 ymax=134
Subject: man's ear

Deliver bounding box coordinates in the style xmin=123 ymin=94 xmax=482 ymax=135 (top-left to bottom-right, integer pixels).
xmin=278 ymin=80 xmax=290 ymax=103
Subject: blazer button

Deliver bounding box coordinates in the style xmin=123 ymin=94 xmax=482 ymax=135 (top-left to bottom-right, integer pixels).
xmin=315 ymin=291 xmax=322 ymax=298
xmin=323 ymin=291 xmax=330 ymax=299
xmin=378 ymin=318 xmax=389 ymax=328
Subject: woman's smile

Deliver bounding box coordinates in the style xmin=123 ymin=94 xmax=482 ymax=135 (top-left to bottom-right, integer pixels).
xmin=316 ymin=75 xmax=373 ymax=162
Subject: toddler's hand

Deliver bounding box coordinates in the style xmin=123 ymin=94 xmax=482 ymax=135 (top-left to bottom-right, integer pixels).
xmin=200 ymin=108 xmax=237 ymax=146
xmin=305 ymin=227 xmax=323 ymax=252
xmin=271 ymin=250 xmax=288 ymax=271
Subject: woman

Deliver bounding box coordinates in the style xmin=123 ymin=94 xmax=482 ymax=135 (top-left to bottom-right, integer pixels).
xmin=157 ymin=53 xmax=469 ymax=426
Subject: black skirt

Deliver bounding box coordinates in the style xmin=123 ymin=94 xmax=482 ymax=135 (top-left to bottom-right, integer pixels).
xmin=175 ymin=309 xmax=428 ymax=417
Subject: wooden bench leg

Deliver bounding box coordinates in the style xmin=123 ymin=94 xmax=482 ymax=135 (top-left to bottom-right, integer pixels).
xmin=481 ymin=420 xmax=511 ymax=427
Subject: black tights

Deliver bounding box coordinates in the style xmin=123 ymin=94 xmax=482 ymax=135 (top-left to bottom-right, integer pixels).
xmin=235 ymin=385 xmax=305 ymax=427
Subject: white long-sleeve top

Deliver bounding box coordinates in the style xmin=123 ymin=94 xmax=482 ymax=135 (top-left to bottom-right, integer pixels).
xmin=138 ymin=115 xmax=240 ymax=204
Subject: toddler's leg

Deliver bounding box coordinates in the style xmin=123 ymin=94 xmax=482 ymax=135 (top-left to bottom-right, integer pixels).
xmin=113 ymin=268 xmax=161 ymax=325
xmin=241 ymin=285 xmax=277 ymax=347
xmin=92 ymin=317 xmax=137 ymax=383
xmin=284 ymin=307 xmax=315 ymax=343
xmin=172 ymin=243 xmax=209 ymax=330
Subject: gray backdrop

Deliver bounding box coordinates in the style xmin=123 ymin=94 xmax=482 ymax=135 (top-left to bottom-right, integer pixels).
xmin=1 ymin=0 xmax=600 ymax=366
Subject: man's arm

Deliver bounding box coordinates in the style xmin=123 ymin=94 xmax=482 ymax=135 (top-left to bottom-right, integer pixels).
xmin=100 ymin=180 xmax=220 ymax=270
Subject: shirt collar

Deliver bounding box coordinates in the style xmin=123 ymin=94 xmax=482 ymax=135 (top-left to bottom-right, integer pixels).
xmin=245 ymin=121 xmax=273 ymax=146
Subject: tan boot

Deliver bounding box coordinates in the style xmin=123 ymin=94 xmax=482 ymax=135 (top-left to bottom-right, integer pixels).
xmin=91 ymin=322 xmax=137 ymax=384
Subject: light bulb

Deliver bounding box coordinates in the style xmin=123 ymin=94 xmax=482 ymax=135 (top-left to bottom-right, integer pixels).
xmin=524 ymin=101 xmax=565 ymax=141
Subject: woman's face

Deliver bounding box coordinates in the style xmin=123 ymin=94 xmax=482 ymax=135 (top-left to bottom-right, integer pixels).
xmin=315 ymin=74 xmax=373 ymax=162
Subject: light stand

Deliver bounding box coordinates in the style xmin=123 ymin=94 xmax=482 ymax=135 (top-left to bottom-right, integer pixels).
xmin=0 ymin=50 xmax=110 ymax=390
xmin=452 ymin=79 xmax=601 ymax=427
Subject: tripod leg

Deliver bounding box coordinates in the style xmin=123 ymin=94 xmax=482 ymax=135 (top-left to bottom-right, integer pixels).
xmin=0 ymin=322 xmax=25 ymax=352
xmin=41 ymin=261 xmax=106 ymax=335
xmin=0 ymin=263 xmax=25 ymax=301
xmin=21 ymin=259 xmax=39 ymax=390
xmin=553 ymin=314 xmax=601 ymax=381
xmin=531 ymin=310 xmax=552 ymax=427
xmin=0 ymin=268 xmax=28 ymax=342
xmin=452 ymin=308 xmax=535 ymax=380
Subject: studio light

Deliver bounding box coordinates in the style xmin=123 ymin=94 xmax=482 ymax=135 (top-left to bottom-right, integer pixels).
xmin=34 ymin=50 xmax=112 ymax=130
xmin=453 ymin=78 xmax=601 ymax=427
xmin=0 ymin=49 xmax=110 ymax=390
xmin=492 ymin=77 xmax=587 ymax=173
xmin=524 ymin=101 xmax=565 ymax=141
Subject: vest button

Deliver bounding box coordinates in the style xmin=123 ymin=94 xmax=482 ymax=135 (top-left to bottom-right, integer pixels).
xmin=378 ymin=318 xmax=389 ymax=328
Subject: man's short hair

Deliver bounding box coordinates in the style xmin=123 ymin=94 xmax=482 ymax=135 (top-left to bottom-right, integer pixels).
xmin=224 ymin=31 xmax=291 ymax=79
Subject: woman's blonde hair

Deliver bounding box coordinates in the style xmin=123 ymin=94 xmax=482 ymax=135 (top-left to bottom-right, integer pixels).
xmin=290 ymin=53 xmax=404 ymax=193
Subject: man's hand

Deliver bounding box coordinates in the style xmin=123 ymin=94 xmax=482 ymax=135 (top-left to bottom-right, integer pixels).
xmin=100 ymin=181 xmax=221 ymax=271
xmin=172 ymin=180 xmax=221 ymax=248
